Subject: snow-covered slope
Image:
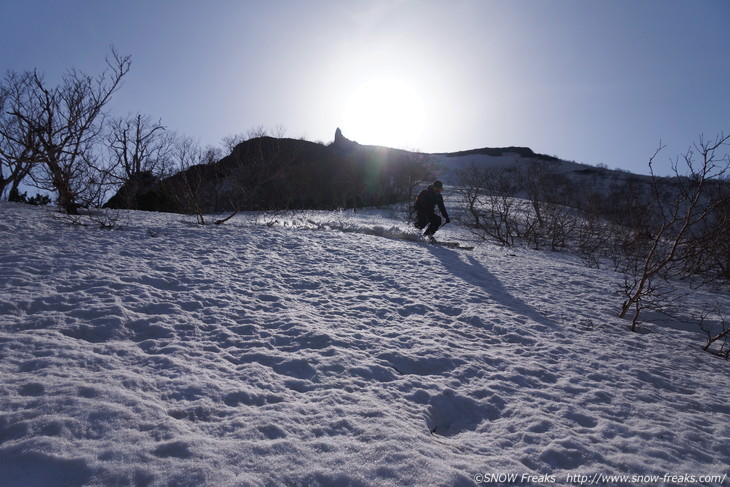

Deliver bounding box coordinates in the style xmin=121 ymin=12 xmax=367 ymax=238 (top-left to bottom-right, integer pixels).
xmin=430 ymin=150 xmax=654 ymax=206
xmin=429 ymin=149 xmax=571 ymax=183
xmin=0 ymin=202 xmax=728 ymax=486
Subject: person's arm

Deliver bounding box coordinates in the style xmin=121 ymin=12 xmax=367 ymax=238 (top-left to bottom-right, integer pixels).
xmin=437 ymin=195 xmax=450 ymax=222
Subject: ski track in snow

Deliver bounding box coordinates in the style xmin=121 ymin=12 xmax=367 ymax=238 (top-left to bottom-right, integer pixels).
xmin=0 ymin=202 xmax=728 ymax=486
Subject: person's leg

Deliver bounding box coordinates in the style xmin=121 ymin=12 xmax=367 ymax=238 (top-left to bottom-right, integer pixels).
xmin=424 ymin=213 xmax=442 ymax=236
xmin=414 ymin=211 xmax=428 ymax=230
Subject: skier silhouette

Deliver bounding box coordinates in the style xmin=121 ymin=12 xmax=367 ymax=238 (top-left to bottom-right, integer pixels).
xmin=414 ymin=180 xmax=450 ymax=241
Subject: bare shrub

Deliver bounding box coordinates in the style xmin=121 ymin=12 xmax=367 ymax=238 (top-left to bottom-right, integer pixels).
xmin=618 ymin=134 xmax=730 ymax=331
xmin=455 ymin=164 xmax=521 ymax=246
xmin=698 ymin=306 xmax=730 ymax=359
xmin=2 ymin=49 xmax=131 ymax=213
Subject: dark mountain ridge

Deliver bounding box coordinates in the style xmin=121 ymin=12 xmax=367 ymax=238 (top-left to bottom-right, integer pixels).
xmin=107 ymin=130 xmax=423 ymax=213
xmin=105 ymin=128 xmax=656 ymax=215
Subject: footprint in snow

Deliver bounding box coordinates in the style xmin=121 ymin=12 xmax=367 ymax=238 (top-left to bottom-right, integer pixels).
xmin=425 ymin=390 xmax=502 ymax=436
xmin=379 ymin=351 xmax=462 ymax=376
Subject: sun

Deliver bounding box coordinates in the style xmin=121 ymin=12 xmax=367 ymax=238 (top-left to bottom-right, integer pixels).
xmin=343 ymin=77 xmax=426 ymax=149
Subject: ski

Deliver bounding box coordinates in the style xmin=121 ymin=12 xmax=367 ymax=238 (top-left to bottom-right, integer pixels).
xmin=427 ymin=240 xmax=474 ymax=251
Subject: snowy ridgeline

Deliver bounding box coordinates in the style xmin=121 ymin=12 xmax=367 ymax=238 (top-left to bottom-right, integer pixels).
xmin=0 ymin=202 xmax=728 ymax=487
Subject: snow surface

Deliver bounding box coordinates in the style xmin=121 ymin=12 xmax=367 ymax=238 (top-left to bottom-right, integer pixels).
xmin=0 ymin=202 xmax=728 ymax=487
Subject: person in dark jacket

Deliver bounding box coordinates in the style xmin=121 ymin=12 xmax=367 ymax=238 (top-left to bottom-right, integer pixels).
xmin=414 ymin=180 xmax=450 ymax=241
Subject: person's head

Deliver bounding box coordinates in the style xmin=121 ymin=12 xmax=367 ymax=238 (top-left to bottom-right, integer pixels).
xmin=432 ymin=180 xmax=443 ymax=192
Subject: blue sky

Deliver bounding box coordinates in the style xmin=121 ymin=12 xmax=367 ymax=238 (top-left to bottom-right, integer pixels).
xmin=2 ymin=0 xmax=728 ymax=175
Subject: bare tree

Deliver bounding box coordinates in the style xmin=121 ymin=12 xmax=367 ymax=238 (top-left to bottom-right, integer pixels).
xmin=0 ymin=73 xmax=38 ymax=198
xmin=221 ymin=126 xmax=282 ymax=155
xmin=456 ymin=164 xmax=521 ymax=246
xmin=107 ymin=113 xmax=174 ymax=180
xmin=221 ymin=133 xmax=247 ymax=154
xmin=618 ymin=134 xmax=730 ymax=331
xmin=103 ymin=113 xmax=177 ymax=209
xmin=680 ymin=175 xmax=730 ymax=284
xmin=332 ymin=152 xmax=364 ymax=210
xmin=396 ymin=151 xmax=434 ymax=221
xmin=698 ymin=306 xmax=730 ymax=359
xmin=575 ymin=194 xmax=615 ymax=268
xmin=167 ymin=135 xmax=211 ymax=224
xmin=518 ymin=158 xmax=548 ymax=228
xmin=2 ymin=49 xmax=131 ymax=213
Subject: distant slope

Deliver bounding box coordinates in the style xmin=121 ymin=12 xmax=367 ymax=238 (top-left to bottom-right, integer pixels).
xmin=430 ymin=145 xmax=661 ymax=217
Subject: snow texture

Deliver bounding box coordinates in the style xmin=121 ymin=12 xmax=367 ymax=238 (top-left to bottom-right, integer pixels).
xmin=0 ymin=202 xmax=728 ymax=486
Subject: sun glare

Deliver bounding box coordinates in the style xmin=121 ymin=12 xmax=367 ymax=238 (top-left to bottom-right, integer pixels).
xmin=343 ymin=77 xmax=426 ymax=149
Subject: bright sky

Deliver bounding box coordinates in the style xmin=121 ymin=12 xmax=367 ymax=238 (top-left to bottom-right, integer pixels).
xmin=2 ymin=0 xmax=728 ymax=175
